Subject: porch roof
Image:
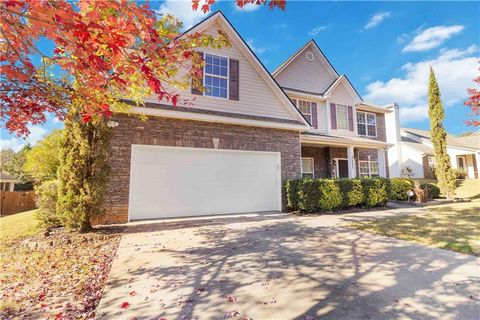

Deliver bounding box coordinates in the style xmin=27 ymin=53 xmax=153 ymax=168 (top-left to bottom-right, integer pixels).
xmin=301 ymin=132 xmax=391 ymax=148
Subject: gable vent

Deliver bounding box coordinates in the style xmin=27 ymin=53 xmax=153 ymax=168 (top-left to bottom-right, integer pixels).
xmin=305 ymin=51 xmax=315 ymax=62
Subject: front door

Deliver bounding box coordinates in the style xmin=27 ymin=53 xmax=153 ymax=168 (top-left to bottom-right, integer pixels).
xmin=337 ymin=159 xmax=349 ymax=178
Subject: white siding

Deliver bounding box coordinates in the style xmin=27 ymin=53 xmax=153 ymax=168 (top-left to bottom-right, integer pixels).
xmin=146 ymin=22 xmax=295 ymax=121
xmin=400 ymin=144 xmax=425 ymax=178
xmin=274 ymin=44 xmax=337 ymax=94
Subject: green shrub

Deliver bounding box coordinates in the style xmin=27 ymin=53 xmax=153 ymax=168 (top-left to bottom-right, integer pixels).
xmin=421 ymin=183 xmax=440 ymax=199
xmin=34 ymin=180 xmax=62 ymax=228
xmin=285 ymin=179 xmax=301 ymax=210
xmin=390 ymin=178 xmax=414 ymax=200
xmin=298 ymin=179 xmax=322 ymax=212
xmin=338 ymin=179 xmax=364 ymax=208
xmin=318 ymin=180 xmax=342 ymax=211
xmin=361 ymin=178 xmax=389 ymax=207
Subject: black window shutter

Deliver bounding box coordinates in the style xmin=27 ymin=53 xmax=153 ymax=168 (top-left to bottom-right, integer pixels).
xmin=191 ymin=51 xmax=203 ymax=95
xmin=229 ymin=59 xmax=239 ymax=101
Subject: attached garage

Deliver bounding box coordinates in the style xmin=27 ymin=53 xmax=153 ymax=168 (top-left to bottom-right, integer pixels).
xmin=128 ymin=145 xmax=282 ymax=221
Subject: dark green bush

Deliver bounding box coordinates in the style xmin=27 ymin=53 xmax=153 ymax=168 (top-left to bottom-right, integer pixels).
xmin=34 ymin=179 xmax=62 ymax=228
xmin=318 ymin=180 xmax=342 ymax=211
xmin=338 ymin=179 xmax=364 ymax=208
xmin=390 ymin=178 xmax=414 ymax=200
xmin=298 ymin=179 xmax=322 ymax=212
xmin=361 ymin=178 xmax=390 ymax=207
xmin=421 ymin=183 xmax=440 ymax=199
xmin=285 ymin=179 xmax=301 ymax=210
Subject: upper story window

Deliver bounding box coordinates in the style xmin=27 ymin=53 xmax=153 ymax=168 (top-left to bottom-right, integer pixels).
xmin=336 ymin=104 xmax=349 ymax=130
xmin=204 ymin=53 xmax=228 ymax=99
xmin=357 ymin=111 xmax=377 ymax=137
xmin=298 ymin=100 xmax=312 ymax=124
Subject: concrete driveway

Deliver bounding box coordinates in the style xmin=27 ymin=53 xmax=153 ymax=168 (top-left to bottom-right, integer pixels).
xmin=97 ymin=209 xmax=479 ymax=320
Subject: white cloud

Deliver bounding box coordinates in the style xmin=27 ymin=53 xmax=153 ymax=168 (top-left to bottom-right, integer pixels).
xmin=1 ymin=125 xmax=48 ymax=152
xmin=308 ymin=25 xmax=329 ymax=36
xmin=157 ymin=0 xmax=208 ymax=29
xmin=403 ymin=25 xmax=464 ymax=52
xmin=234 ymin=2 xmax=261 ymax=12
xmin=364 ymin=45 xmax=479 ymax=123
xmin=364 ymin=12 xmax=391 ymax=30
xmin=247 ymin=39 xmax=267 ymax=54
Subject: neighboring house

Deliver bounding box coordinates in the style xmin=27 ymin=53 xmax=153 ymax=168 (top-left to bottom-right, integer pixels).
xmin=0 ymin=173 xmax=18 ymax=191
xmin=96 ymin=12 xmax=395 ymax=224
xmin=387 ymin=125 xmax=480 ymax=179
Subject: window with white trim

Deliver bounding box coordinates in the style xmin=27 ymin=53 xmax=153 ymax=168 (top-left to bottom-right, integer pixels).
xmin=298 ymin=100 xmax=312 ymax=124
xmin=358 ymin=160 xmax=379 ymax=177
xmin=336 ymin=104 xmax=349 ymax=130
xmin=301 ymin=158 xmax=314 ymax=178
xmin=204 ymin=53 xmax=228 ymax=98
xmin=357 ymin=111 xmax=377 ymax=137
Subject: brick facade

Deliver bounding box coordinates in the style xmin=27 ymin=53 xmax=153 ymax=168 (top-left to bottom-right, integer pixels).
xmin=301 ymin=146 xmax=328 ymax=178
xmin=94 ymin=114 xmax=302 ymax=225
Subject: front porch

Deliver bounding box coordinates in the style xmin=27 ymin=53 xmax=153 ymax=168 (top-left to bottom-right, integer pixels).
xmin=301 ymin=145 xmax=388 ymax=179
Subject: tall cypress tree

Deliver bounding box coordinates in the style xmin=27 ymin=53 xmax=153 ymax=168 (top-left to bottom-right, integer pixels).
xmin=428 ymin=67 xmax=456 ymax=198
xmin=57 ymin=103 xmax=112 ymax=231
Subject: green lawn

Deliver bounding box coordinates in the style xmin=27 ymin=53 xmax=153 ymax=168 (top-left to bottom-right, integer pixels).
xmin=349 ymin=201 xmax=480 ymax=256
xmin=455 ymin=179 xmax=480 ymax=199
xmin=0 ymin=210 xmax=41 ymax=244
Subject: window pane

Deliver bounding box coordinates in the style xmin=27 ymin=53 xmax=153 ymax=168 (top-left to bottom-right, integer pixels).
xmin=302 ymin=158 xmax=313 ymax=173
xmin=370 ymin=161 xmax=379 ymax=174
xmin=302 ymin=173 xmax=314 ymax=179
xmin=357 ymin=112 xmax=365 ymax=124
xmin=367 ymin=125 xmax=376 ymax=136
xmin=358 ymin=123 xmax=366 ymax=135
xmin=204 ymin=54 xmax=229 ymax=98
xmin=336 ymin=105 xmax=348 ymax=130
xmin=367 ymin=114 xmax=376 ymax=125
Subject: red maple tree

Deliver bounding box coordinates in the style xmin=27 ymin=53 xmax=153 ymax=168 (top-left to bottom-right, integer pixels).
xmin=1 ymin=0 xmax=285 ymax=137
xmin=0 ymin=0 xmax=228 ymax=136
xmin=465 ymin=66 xmax=480 ymax=127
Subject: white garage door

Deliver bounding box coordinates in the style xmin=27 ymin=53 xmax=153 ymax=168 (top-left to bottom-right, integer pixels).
xmin=128 ymin=145 xmax=281 ymax=220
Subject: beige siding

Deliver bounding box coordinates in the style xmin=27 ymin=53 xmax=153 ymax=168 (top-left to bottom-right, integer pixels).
xmin=146 ymin=22 xmax=295 ymax=121
xmin=287 ymin=94 xmax=328 ymax=134
xmin=274 ymin=44 xmax=337 ymax=94
xmin=330 ymin=82 xmax=359 ymax=106
xmin=317 ymin=102 xmax=328 ymax=133
xmin=329 ymin=83 xmax=359 ymax=137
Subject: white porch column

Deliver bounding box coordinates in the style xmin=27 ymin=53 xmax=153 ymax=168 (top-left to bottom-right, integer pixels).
xmin=378 ymin=149 xmax=387 ymax=177
xmin=476 ymin=152 xmax=480 ymax=179
xmin=347 ymin=146 xmax=356 ymax=178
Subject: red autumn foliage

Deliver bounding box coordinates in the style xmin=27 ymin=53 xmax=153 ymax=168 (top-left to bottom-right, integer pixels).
xmin=120 ymin=301 xmax=131 ymax=309
xmin=0 ymin=0 xmax=226 ymax=136
xmin=464 ymin=65 xmax=480 ymax=127
xmin=192 ymin=0 xmax=287 ymax=13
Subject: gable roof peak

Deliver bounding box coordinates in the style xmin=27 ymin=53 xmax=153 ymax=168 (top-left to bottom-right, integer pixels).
xmin=272 ymin=39 xmax=339 ymax=78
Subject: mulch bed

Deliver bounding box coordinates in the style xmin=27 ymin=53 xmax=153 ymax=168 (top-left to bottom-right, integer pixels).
xmin=0 ymin=227 xmax=123 ymax=319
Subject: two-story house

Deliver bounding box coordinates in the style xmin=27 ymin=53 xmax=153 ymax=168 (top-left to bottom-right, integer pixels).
xmin=272 ymin=40 xmax=393 ymax=180
xmin=96 ymin=12 xmax=396 ymax=225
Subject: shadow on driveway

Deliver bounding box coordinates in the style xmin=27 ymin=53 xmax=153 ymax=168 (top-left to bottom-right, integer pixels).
xmin=97 ymin=211 xmax=479 ymax=320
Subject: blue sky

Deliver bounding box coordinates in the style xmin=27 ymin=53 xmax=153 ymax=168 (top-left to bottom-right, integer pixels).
xmin=2 ymin=1 xmax=479 ymax=151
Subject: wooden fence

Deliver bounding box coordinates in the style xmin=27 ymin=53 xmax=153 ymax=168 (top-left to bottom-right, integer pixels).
xmin=0 ymin=191 xmax=36 ymax=216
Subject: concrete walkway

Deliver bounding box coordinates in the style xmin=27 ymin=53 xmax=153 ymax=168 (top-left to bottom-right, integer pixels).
xmin=97 ymin=208 xmax=480 ymax=319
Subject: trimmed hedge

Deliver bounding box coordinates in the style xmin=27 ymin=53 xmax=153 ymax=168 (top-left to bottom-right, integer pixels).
xmin=285 ymin=177 xmax=390 ymax=213
xmin=390 ymin=178 xmax=414 ymax=201
xmin=361 ymin=178 xmax=390 ymax=207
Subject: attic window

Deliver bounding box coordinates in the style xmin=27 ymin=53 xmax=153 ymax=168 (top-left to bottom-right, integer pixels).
xmin=305 ymin=51 xmax=315 ymax=62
